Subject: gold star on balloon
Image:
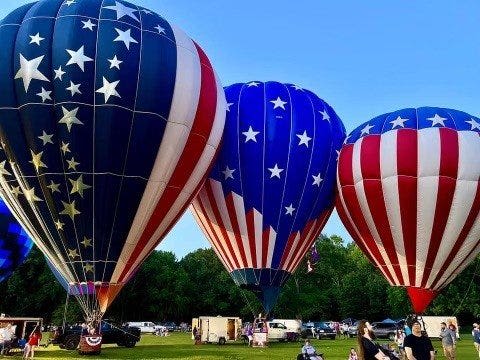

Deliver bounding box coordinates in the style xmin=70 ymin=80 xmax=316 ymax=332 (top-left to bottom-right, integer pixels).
xmin=84 ymin=263 xmax=94 ymax=273
xmin=81 ymin=237 xmax=92 ymax=248
xmin=66 ymin=157 xmax=80 ymax=171
xmin=67 ymin=248 xmax=79 ymax=259
xmin=38 ymin=131 xmax=54 ymax=145
xmin=10 ymin=186 xmax=22 ymax=197
xmin=60 ymin=200 xmax=81 ymax=220
xmin=0 ymin=160 xmax=11 ymax=176
xmin=47 ymin=180 xmax=61 ymax=193
xmin=29 ymin=150 xmax=47 ymax=171
xmin=69 ymin=175 xmax=91 ymax=198
xmin=23 ymin=187 xmax=43 ymax=202
xmin=55 ymin=219 xmax=64 ymax=230
xmin=61 ymin=141 xmax=71 ymax=155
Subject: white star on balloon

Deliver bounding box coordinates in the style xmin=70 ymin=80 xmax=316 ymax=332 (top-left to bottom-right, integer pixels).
xmin=54 ymin=66 xmax=66 ymax=81
xmin=226 ymin=103 xmax=234 ymax=112
xmin=81 ymin=19 xmax=97 ymax=31
xmin=319 ymin=109 xmax=330 ymax=121
xmin=427 ymin=114 xmax=447 ymax=127
xmin=104 ymin=1 xmax=139 ymax=22
xmin=296 ymin=130 xmax=312 ymax=147
xmin=14 ymin=54 xmax=50 ymax=92
xmin=246 ymin=81 xmax=260 ymax=87
xmin=268 ymin=164 xmax=284 ymax=179
xmin=312 ymin=173 xmax=323 ymax=186
xmin=466 ymin=118 xmax=480 ymax=130
xmin=66 ymin=81 xmax=82 ymax=96
xmin=360 ymin=123 xmax=374 ymax=135
xmin=222 ymin=166 xmax=235 ymax=180
xmin=66 ymin=45 xmax=93 ymax=72
xmin=114 ymin=28 xmax=138 ymax=50
xmin=36 ymin=87 xmax=52 ymax=103
xmin=59 ymin=106 xmax=84 ymax=132
xmin=96 ymin=77 xmax=121 ymax=103
xmin=155 ymin=25 xmax=166 ymax=34
xmin=390 ymin=116 xmax=408 ymax=129
xmin=270 ymin=97 xmax=287 ymax=110
xmin=242 ymin=126 xmax=260 ymax=143
xmin=291 ymin=84 xmax=303 ymax=91
xmin=29 ymin=33 xmax=44 ymax=46
xmin=65 ymin=0 xmax=76 ymax=6
xmin=285 ymin=203 xmax=296 ymax=216
xmin=108 ymin=55 xmax=123 ymax=70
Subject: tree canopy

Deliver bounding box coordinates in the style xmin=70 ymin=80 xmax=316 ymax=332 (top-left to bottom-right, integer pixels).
xmin=1 ymin=235 xmax=479 ymax=326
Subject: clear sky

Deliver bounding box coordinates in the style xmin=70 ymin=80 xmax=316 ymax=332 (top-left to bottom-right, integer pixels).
xmin=1 ymin=0 xmax=479 ymax=258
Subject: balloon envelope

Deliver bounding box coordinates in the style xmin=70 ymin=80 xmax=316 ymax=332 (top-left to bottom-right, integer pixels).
xmin=0 ymin=199 xmax=33 ymax=283
xmin=0 ymin=0 xmax=225 ymax=320
xmin=191 ymin=81 xmax=345 ymax=312
xmin=337 ymin=107 xmax=480 ymax=313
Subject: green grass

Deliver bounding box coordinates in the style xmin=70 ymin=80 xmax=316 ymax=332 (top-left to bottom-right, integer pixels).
xmin=22 ymin=333 xmax=480 ymax=359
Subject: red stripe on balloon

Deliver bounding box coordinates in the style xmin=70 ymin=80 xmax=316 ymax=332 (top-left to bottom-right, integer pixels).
xmin=396 ymin=129 xmax=418 ymax=286
xmin=245 ymin=209 xmax=258 ymax=268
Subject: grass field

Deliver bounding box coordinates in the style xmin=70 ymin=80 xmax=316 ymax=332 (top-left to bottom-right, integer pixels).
xmin=22 ymin=332 xmax=479 ymax=359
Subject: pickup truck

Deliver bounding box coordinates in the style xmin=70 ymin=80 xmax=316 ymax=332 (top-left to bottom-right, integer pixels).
xmin=50 ymin=321 xmax=141 ymax=350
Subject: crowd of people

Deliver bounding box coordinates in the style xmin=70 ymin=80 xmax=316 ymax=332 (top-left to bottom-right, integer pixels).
xmin=295 ymin=317 xmax=480 ymax=360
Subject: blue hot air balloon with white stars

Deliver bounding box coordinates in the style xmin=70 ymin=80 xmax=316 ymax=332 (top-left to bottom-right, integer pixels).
xmin=191 ymin=81 xmax=345 ymax=312
xmin=0 ymin=0 xmax=225 ymax=323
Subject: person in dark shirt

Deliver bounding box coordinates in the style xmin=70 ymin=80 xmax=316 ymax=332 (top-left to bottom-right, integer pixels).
xmin=404 ymin=321 xmax=434 ymax=360
xmin=356 ymin=320 xmax=389 ymax=360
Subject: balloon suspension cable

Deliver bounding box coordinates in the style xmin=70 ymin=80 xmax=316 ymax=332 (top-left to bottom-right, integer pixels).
xmin=453 ymin=259 xmax=480 ymax=316
xmin=62 ymin=293 xmax=69 ymax=331
xmin=239 ymin=287 xmax=261 ymax=319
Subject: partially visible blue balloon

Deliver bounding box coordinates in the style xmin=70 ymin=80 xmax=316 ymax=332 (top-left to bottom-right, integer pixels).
xmin=0 ymin=200 xmax=32 ymax=282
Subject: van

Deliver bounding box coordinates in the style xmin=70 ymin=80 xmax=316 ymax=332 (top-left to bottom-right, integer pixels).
xmin=271 ymin=319 xmax=302 ymax=334
xmin=124 ymin=321 xmax=159 ymax=334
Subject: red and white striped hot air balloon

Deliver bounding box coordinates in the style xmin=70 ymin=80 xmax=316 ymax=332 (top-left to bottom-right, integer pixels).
xmin=337 ymin=107 xmax=480 ymax=313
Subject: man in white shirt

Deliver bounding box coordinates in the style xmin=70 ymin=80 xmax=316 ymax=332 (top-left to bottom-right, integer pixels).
xmin=0 ymin=323 xmax=14 ymax=355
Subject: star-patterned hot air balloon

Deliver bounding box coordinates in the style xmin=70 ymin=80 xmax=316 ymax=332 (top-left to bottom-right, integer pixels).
xmin=0 ymin=0 xmax=225 ymax=323
xmin=191 ymin=81 xmax=346 ymax=312
xmin=337 ymin=107 xmax=480 ymax=313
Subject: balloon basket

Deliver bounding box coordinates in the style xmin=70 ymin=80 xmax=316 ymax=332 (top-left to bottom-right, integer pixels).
xmin=78 ymin=335 xmax=102 ymax=355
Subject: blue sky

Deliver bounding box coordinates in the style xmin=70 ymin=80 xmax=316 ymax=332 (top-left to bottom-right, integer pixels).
xmin=1 ymin=0 xmax=479 ymax=258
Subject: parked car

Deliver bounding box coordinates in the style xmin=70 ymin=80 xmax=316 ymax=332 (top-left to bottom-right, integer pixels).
xmin=302 ymin=322 xmax=336 ymax=340
xmin=347 ymin=321 xmax=359 ymax=337
xmin=161 ymin=321 xmax=179 ymax=332
xmin=371 ymin=322 xmax=400 ymax=340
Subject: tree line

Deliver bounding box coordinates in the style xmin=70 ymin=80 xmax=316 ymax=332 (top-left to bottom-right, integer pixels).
xmin=1 ymin=235 xmax=479 ymax=326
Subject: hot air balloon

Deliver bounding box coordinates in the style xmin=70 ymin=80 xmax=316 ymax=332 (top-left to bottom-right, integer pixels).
xmin=337 ymin=107 xmax=480 ymax=313
xmin=0 ymin=0 xmax=225 ymax=324
xmin=0 ymin=199 xmax=33 ymax=283
xmin=191 ymin=81 xmax=345 ymax=312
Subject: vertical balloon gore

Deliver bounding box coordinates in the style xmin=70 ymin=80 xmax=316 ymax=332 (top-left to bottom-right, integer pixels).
xmin=407 ymin=287 xmax=438 ymax=314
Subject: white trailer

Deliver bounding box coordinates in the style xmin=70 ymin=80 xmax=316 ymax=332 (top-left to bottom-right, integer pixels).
xmin=416 ymin=315 xmax=460 ymax=338
xmin=192 ymin=316 xmax=242 ymax=345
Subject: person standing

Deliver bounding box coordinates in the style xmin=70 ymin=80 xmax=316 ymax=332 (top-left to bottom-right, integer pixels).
xmin=404 ymin=321 xmax=434 ymax=360
xmin=439 ymin=322 xmax=456 ymax=360
xmin=356 ymin=320 xmax=389 ymax=360
xmin=472 ymin=323 xmax=480 ymax=359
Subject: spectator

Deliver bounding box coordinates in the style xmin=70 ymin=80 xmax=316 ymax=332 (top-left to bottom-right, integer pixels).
xmin=472 ymin=323 xmax=480 ymax=359
xmin=348 ymin=347 xmax=359 ymax=360
xmin=0 ymin=323 xmax=15 ymax=355
xmin=439 ymin=321 xmax=456 ymax=360
xmin=24 ymin=326 xmax=42 ymax=359
xmin=404 ymin=320 xmax=434 ymax=360
xmin=356 ymin=320 xmax=389 ymax=360
xmin=300 ymin=339 xmax=323 ymax=360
